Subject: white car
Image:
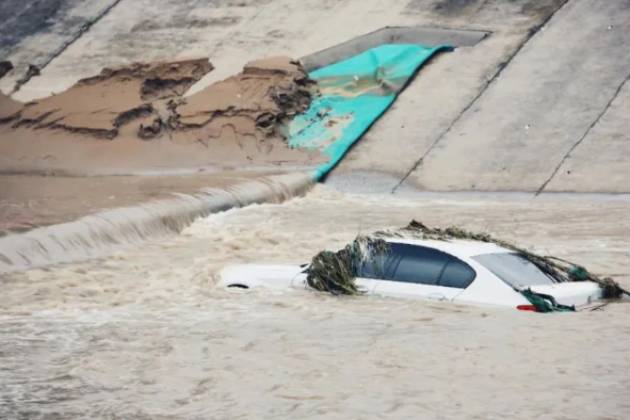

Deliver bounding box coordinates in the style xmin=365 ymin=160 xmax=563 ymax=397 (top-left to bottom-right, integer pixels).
xmin=218 ymin=238 xmax=603 ymax=311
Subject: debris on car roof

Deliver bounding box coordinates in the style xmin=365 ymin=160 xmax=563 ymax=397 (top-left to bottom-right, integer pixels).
xmin=306 ymin=220 xmax=628 ymax=311
xmin=307 ymin=236 xmax=389 ymax=295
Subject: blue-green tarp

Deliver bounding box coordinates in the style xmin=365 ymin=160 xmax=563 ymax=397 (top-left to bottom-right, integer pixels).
xmin=288 ymin=44 xmax=451 ymax=180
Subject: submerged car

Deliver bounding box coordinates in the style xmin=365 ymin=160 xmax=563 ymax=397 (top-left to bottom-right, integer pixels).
xmin=218 ymin=238 xmax=604 ymax=311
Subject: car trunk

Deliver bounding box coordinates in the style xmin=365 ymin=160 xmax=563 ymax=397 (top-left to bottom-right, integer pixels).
xmin=529 ymin=281 xmax=603 ymax=308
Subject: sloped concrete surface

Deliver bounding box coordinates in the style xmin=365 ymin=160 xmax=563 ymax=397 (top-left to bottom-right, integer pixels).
xmin=11 ymin=0 xmax=407 ymax=101
xmin=0 ymin=0 xmax=120 ymax=93
xmin=406 ymin=0 xmax=630 ymax=192
xmin=12 ymin=0 xmax=562 ymax=101
xmin=545 ymin=77 xmax=630 ymax=192
xmin=327 ymin=0 xmax=567 ymax=190
xmin=3 ymin=0 xmax=629 ymax=194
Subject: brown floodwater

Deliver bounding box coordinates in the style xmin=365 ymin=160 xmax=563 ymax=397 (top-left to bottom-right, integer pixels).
xmin=1 ymin=186 xmax=630 ymax=419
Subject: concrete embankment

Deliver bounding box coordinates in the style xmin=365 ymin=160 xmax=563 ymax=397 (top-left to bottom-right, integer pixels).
xmin=0 ymin=0 xmax=123 ymax=93
xmin=330 ymin=0 xmax=630 ymax=194
xmin=0 ymin=172 xmax=312 ymax=273
xmin=4 ymin=0 xmax=629 ymax=194
xmin=406 ymin=0 xmax=630 ymax=193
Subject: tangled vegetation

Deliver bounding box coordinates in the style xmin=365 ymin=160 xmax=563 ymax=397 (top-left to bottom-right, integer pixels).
xmin=307 ymin=236 xmax=389 ymax=295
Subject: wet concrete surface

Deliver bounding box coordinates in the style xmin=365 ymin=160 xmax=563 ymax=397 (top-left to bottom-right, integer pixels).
xmin=328 ymin=0 xmax=569 ymax=191
xmin=409 ymin=0 xmax=630 ymax=192
xmin=0 ymin=0 xmax=66 ymax=55
xmin=0 ymin=0 xmax=120 ymax=93
xmin=547 ymin=73 xmax=630 ymax=192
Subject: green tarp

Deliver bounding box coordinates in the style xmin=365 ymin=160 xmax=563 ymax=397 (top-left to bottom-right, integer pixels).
xmin=289 ymin=44 xmax=451 ymax=180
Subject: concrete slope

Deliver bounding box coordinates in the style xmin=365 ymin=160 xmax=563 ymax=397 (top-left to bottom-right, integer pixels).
xmin=13 ymin=0 xmax=562 ymax=101
xmin=12 ymin=0 xmax=417 ymax=101
xmin=545 ymin=77 xmax=630 ymax=192
xmin=6 ymin=0 xmax=629 ymax=194
xmin=405 ymin=0 xmax=630 ymax=192
xmin=0 ymin=0 xmax=120 ymax=94
xmin=326 ymin=0 xmax=568 ymax=192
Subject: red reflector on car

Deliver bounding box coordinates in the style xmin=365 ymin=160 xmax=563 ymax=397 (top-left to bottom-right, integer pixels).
xmin=516 ymin=304 xmax=539 ymax=312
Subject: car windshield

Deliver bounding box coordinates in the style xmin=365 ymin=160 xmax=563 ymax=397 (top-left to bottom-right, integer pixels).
xmin=473 ymin=252 xmax=556 ymax=288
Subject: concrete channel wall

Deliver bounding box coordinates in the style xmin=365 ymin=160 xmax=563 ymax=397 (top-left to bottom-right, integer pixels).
xmin=300 ymin=26 xmax=489 ymax=72
xmin=2 ymin=0 xmax=629 ymax=194
xmin=406 ymin=0 xmax=630 ymax=193
xmin=0 ymin=0 xmax=121 ymax=93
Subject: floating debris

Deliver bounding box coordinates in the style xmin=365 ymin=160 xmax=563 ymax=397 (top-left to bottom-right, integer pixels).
xmin=307 ymin=236 xmax=389 ymax=295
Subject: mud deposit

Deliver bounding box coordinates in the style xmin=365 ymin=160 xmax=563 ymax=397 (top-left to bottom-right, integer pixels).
xmin=0 ymin=57 xmax=321 ymax=175
xmin=1 ymin=187 xmax=629 ymax=419
xmin=0 ymin=92 xmax=21 ymax=123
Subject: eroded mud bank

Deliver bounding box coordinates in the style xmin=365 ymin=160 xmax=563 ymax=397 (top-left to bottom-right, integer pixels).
xmin=0 ymin=92 xmax=22 ymax=123
xmin=0 ymin=56 xmax=322 ymax=175
xmin=9 ymin=58 xmax=213 ymax=139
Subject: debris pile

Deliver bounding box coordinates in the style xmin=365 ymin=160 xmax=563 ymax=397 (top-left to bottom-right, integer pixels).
xmin=307 ymin=236 xmax=389 ymax=295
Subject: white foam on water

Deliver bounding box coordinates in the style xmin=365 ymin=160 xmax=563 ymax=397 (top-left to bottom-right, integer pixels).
xmin=0 ymin=172 xmax=312 ymax=273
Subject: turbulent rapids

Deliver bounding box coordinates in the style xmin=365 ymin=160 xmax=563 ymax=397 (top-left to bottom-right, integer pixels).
xmin=0 ymin=173 xmax=311 ymax=273
xmin=2 ymin=188 xmax=630 ymax=419
xmin=2 ymin=0 xmax=630 ymax=418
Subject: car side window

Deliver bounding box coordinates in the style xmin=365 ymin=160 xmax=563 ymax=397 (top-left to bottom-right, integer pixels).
xmin=356 ymin=249 xmax=398 ymax=279
xmin=388 ymin=243 xmax=449 ymax=285
xmin=439 ymin=259 xmax=476 ymax=289
xmin=357 ymin=242 xmax=476 ymax=289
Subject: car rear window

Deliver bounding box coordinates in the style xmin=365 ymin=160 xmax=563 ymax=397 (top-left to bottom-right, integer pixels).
xmin=473 ymin=252 xmax=556 ymax=288
xmin=439 ymin=259 xmax=476 ymax=288
xmin=357 ymin=242 xmax=475 ymax=289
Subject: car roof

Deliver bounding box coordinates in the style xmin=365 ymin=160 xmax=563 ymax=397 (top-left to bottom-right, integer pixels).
xmin=384 ymin=237 xmax=513 ymax=258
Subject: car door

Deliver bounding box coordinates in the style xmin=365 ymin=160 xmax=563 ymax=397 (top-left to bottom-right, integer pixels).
xmin=370 ymin=243 xmax=474 ymax=301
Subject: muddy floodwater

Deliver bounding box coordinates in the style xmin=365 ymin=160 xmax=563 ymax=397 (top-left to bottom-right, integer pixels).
xmin=2 ymin=186 xmax=630 ymax=419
